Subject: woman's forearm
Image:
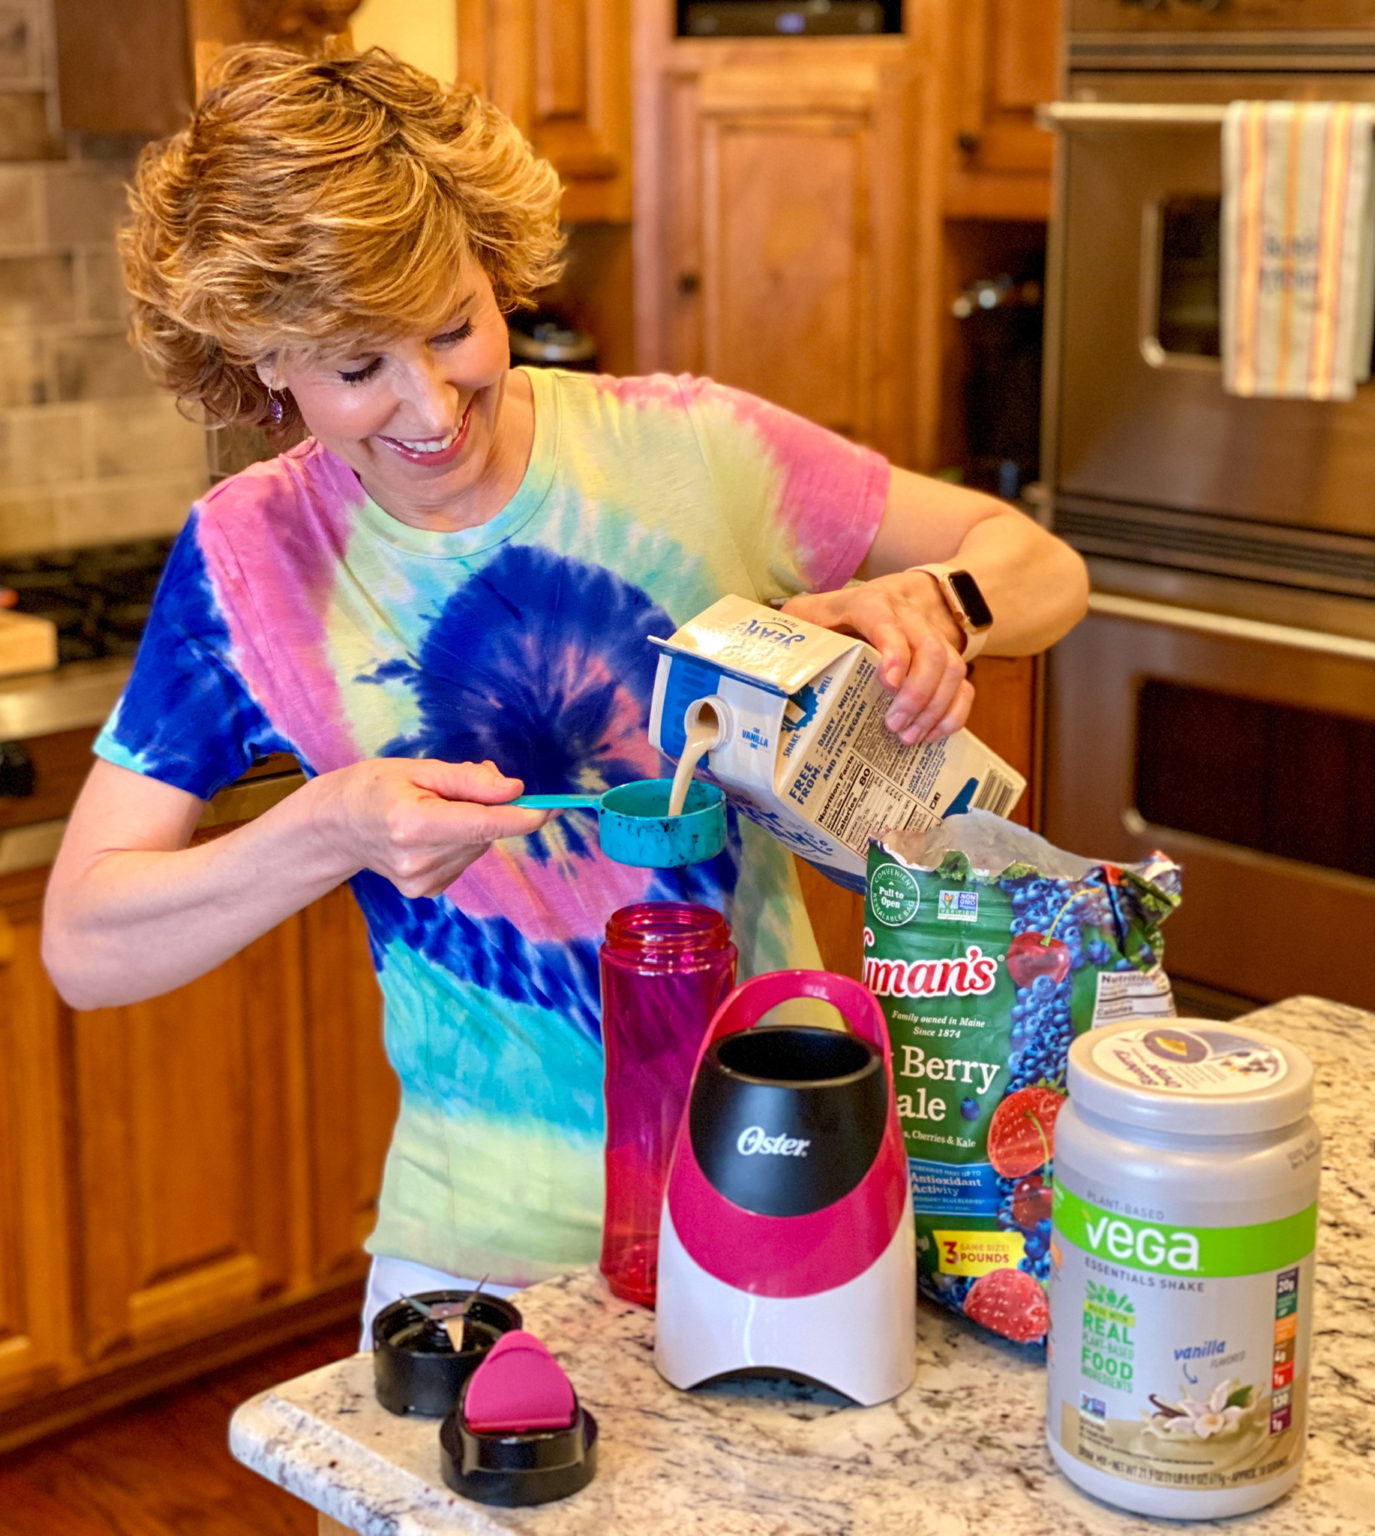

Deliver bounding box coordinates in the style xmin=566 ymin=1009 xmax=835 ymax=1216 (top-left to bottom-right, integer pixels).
xmin=930 ymin=505 xmax=1090 ymax=657
xmin=42 ymin=774 xmax=359 ymax=1009
xmin=42 ymin=756 xmax=548 ymax=1011
xmin=783 ymin=472 xmax=1090 ymax=744
xmin=857 ymin=471 xmax=1090 ymax=658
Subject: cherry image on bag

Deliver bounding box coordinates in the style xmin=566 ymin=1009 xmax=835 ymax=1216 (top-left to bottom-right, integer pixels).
xmin=1006 ymin=931 xmax=1071 ymax=987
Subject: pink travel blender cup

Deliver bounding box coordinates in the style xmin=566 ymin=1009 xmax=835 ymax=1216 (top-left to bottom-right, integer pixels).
xmin=598 ymin=902 xmax=737 ymax=1307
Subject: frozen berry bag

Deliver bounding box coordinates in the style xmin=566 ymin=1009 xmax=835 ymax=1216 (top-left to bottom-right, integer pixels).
xmin=863 ymin=811 xmax=1181 ymax=1346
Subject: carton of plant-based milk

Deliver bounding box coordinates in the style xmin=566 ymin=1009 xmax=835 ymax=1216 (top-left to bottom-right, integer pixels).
xmin=648 ymin=595 xmax=1025 ymax=890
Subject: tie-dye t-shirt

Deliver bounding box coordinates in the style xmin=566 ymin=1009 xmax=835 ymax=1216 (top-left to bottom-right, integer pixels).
xmin=94 ymin=368 xmax=889 ymax=1284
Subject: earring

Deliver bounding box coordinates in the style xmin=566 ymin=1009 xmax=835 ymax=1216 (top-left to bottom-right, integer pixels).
xmin=267 ymin=389 xmax=285 ymax=427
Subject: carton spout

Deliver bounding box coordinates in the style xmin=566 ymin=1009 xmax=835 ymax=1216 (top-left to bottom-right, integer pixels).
xmin=684 ymin=695 xmax=731 ymax=751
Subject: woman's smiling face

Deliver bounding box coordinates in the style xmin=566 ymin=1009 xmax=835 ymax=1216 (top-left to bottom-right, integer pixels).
xmin=268 ymin=258 xmax=531 ymax=532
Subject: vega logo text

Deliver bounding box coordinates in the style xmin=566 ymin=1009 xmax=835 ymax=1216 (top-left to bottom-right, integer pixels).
xmin=1084 ymin=1214 xmax=1201 ymax=1273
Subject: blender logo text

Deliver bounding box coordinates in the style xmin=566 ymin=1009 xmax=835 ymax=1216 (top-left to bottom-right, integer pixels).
xmin=737 ymin=1126 xmax=811 ymax=1157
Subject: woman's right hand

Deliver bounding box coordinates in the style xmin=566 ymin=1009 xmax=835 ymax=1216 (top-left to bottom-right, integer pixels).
xmin=314 ymin=757 xmax=551 ymax=898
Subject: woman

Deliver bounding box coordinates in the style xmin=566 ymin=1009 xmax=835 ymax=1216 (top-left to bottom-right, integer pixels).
xmin=41 ymin=44 xmax=1088 ymax=1334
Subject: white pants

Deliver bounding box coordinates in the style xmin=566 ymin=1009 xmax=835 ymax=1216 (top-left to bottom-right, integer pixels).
xmin=360 ymin=1255 xmax=520 ymax=1351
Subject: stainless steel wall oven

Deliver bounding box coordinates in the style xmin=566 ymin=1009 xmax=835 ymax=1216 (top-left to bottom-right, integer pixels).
xmin=1041 ymin=1 xmax=1375 ymax=1014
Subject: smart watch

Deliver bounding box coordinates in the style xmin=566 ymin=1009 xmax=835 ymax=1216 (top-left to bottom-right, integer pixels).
xmin=908 ymin=563 xmax=994 ymax=661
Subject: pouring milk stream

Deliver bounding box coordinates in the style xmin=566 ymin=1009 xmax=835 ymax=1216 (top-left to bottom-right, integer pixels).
xmin=666 ymin=700 xmax=726 ymax=818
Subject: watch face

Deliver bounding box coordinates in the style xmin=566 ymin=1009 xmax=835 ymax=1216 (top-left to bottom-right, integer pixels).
xmin=949 ymin=570 xmax=993 ymax=629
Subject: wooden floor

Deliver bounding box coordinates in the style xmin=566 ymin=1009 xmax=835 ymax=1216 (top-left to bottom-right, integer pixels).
xmin=0 ymin=1319 xmax=360 ymax=1535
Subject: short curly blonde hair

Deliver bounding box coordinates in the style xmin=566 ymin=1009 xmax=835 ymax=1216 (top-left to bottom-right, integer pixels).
xmin=119 ymin=43 xmax=566 ymax=428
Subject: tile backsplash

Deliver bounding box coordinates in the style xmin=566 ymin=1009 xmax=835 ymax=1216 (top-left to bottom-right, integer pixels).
xmin=0 ymin=0 xmax=208 ymax=558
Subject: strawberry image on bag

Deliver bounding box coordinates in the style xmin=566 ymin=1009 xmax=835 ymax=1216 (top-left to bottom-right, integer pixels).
xmin=863 ymin=811 xmax=1181 ymax=1346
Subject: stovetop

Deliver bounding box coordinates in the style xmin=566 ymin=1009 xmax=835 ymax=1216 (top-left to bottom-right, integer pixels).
xmin=0 ymin=536 xmax=175 ymax=664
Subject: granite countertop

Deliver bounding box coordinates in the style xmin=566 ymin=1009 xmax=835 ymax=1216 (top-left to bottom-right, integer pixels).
xmin=229 ymin=996 xmax=1375 ymax=1535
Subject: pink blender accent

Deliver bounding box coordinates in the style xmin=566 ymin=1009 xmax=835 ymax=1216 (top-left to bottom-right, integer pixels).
xmin=599 ymin=902 xmax=736 ymax=1308
xmin=462 ymin=1332 xmax=577 ymax=1434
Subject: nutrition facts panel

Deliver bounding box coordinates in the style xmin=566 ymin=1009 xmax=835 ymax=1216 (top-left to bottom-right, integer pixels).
xmin=815 ymin=757 xmax=938 ymax=854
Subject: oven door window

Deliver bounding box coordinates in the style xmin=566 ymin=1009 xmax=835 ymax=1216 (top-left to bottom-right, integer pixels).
xmin=1154 ymin=193 xmax=1375 ymax=373
xmin=1157 ymin=195 xmax=1222 ymax=360
xmin=1135 ymin=679 xmax=1375 ymax=880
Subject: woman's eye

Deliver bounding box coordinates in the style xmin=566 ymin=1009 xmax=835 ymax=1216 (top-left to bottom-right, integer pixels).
xmin=338 ymin=357 xmax=382 ymax=385
xmin=432 ymin=319 xmax=474 ymax=348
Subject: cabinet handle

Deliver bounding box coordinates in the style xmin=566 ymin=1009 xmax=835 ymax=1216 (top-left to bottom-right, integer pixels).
xmin=956 ymin=132 xmax=980 ymax=155
xmin=0 ymin=741 xmax=35 ymax=797
xmin=677 ymin=271 xmax=701 ymax=296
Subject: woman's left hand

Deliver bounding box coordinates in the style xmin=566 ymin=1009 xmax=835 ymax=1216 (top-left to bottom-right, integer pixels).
xmin=779 ymin=571 xmax=974 ymax=746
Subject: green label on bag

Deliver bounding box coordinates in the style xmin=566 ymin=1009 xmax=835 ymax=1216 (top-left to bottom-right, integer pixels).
xmin=1054 ymin=1185 xmax=1317 ymax=1278
xmin=869 ymin=862 xmax=922 ymax=927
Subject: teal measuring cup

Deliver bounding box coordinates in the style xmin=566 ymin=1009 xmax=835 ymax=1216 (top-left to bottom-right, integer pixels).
xmin=513 ymin=779 xmax=727 ymax=867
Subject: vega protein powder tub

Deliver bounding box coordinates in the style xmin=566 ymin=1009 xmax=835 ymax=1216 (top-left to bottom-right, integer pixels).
xmin=1046 ymin=1019 xmax=1320 ymax=1519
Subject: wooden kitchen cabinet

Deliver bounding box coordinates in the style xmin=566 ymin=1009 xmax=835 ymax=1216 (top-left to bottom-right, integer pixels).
xmin=70 ymin=884 xmax=396 ymax=1363
xmin=51 ymin=0 xmax=365 ymax=134
xmin=0 ymin=861 xmax=392 ymax=1451
xmin=52 ymin=0 xmax=194 ymax=137
xmin=69 ymin=918 xmax=306 ymax=1365
xmin=0 ymin=873 xmax=77 ymax=1413
xmin=457 ymin=0 xmax=632 ymax=222
xmin=53 ymin=0 xmax=631 ymax=201
xmin=300 ymin=887 xmax=398 ymax=1282
xmin=634 ymin=40 xmax=919 ymax=467
xmin=966 ymin=654 xmax=1037 ymax=813
xmin=941 ymin=0 xmax=1062 ymax=221
xmin=632 ymin=1 xmax=1063 ymax=470
xmin=795 ymin=860 xmax=863 ymax=981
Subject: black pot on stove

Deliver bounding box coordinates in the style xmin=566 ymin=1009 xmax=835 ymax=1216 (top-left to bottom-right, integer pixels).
xmin=508 ymin=309 xmax=598 ymax=372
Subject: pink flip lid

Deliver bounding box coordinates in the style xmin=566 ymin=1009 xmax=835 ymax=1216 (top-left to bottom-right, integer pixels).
xmin=462 ymin=1330 xmax=577 ymax=1435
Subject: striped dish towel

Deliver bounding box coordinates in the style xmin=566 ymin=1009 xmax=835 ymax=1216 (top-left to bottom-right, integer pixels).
xmin=1221 ymin=100 xmax=1375 ymax=400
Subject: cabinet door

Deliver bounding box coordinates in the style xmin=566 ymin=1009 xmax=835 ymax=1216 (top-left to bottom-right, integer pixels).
xmin=0 ymin=880 xmax=76 ymax=1408
xmin=946 ymin=0 xmax=1062 ymax=220
xmin=643 ymin=54 xmax=916 ymax=466
xmin=52 ymin=0 xmax=192 ymax=136
xmin=299 ymin=887 xmax=395 ymax=1281
xmin=69 ymin=919 xmax=307 ymax=1364
xmin=795 ymin=860 xmax=863 ymax=981
xmin=458 ymin=0 xmax=632 ymax=222
xmin=965 ymin=654 xmax=1037 ymax=826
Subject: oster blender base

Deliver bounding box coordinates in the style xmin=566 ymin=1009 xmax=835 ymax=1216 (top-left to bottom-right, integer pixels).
xmin=654 ymin=970 xmax=917 ymax=1406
